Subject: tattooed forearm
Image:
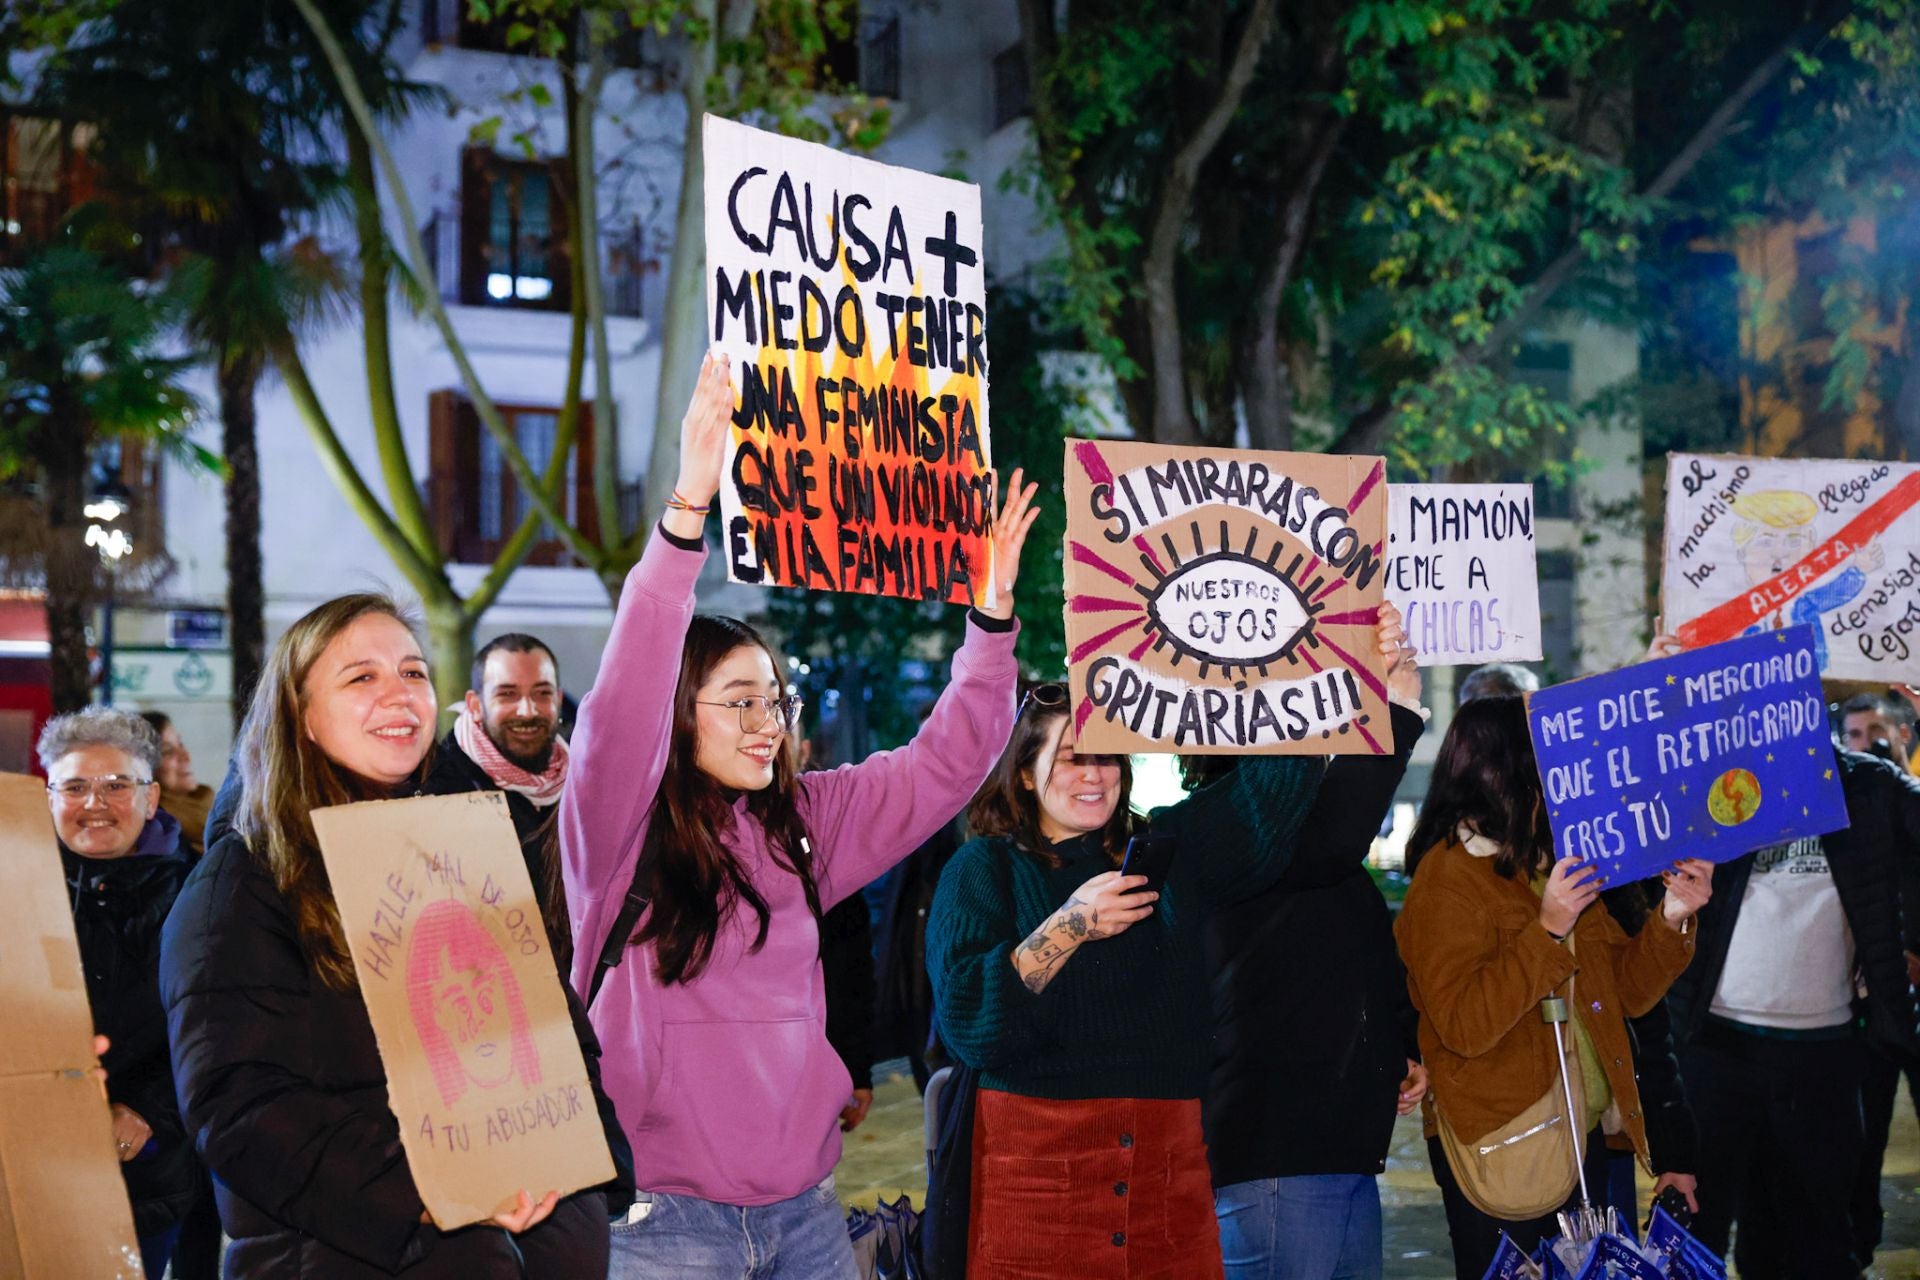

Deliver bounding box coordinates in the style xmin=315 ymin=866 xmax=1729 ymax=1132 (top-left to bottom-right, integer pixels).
xmin=1010 ymin=898 xmax=1107 ymax=994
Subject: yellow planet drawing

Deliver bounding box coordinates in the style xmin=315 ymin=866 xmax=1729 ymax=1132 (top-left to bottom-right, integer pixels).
xmin=1708 ymin=768 xmax=1762 ymax=827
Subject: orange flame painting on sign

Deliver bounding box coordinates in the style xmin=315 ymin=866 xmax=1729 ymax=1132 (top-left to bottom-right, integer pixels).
xmin=703 ymin=114 xmax=996 ymax=608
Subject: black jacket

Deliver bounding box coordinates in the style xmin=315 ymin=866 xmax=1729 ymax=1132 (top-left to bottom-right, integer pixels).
xmin=1202 ymin=703 xmax=1424 ymax=1184
xmin=1668 ymin=749 xmax=1920 ymax=1055
xmin=159 ymin=822 xmax=618 ymax=1277
xmin=822 ymin=894 xmax=877 ymax=1091
xmin=425 ymin=734 xmax=548 ymax=882
xmin=1600 ymin=885 xmax=1698 ymax=1176
xmin=66 ymin=811 xmax=195 ymax=1238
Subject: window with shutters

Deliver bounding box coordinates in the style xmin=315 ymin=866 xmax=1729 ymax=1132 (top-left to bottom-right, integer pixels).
xmin=460 ymin=149 xmax=571 ymax=312
xmin=428 ymin=392 xmax=598 ymax=566
xmin=2 ymin=113 xmax=99 ymax=266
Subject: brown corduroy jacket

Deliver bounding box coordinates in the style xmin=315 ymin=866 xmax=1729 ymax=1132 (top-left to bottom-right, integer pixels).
xmin=1395 ymin=837 xmax=1695 ymax=1165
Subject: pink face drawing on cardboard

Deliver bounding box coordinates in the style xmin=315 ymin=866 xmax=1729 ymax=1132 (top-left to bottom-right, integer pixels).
xmin=406 ymin=899 xmax=542 ymax=1108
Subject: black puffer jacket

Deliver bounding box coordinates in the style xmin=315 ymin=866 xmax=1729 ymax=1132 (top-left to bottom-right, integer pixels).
xmin=160 ymin=820 xmax=616 ymax=1277
xmin=1668 ymin=748 xmax=1920 ymax=1054
xmin=1203 ymin=703 xmax=1425 ymax=1184
xmin=65 ymin=810 xmax=195 ymax=1238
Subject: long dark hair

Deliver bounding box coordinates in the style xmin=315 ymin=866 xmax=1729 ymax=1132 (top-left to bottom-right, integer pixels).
xmin=630 ymin=615 xmax=821 ymax=985
xmin=1406 ymin=694 xmax=1553 ymax=882
xmin=238 ymin=593 xmax=429 ymax=990
xmin=967 ymin=687 xmax=1134 ymax=868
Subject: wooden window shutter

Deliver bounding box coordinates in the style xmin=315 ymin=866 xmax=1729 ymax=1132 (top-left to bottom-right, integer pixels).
xmin=460 ymin=148 xmax=489 ymax=307
xmin=427 ymin=389 xmax=459 ymax=556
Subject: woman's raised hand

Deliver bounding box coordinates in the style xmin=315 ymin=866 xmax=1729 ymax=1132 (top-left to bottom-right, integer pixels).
xmin=1660 ymin=858 xmax=1713 ymax=926
xmin=1537 ymin=855 xmax=1600 ymax=939
xmin=977 ymin=467 xmax=1041 ymax=622
xmin=1376 ymin=602 xmax=1422 ymax=707
xmin=667 ymin=352 xmax=734 ymax=534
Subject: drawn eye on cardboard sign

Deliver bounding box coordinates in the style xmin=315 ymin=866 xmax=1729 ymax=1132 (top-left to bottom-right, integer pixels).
xmin=1062 ymin=438 xmax=1392 ymax=755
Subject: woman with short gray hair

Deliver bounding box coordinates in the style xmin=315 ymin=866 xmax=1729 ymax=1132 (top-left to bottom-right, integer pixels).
xmin=39 ymin=706 xmax=195 ymax=1275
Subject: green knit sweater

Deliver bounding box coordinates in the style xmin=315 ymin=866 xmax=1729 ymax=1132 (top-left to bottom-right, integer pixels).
xmin=927 ymin=756 xmax=1325 ymax=1100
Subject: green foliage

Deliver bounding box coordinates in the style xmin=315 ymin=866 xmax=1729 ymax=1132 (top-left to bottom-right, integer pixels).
xmin=0 ymin=247 xmax=198 ymax=474
xmin=471 ymin=0 xmax=893 ymax=152
xmin=1018 ymin=0 xmax=1918 ymax=474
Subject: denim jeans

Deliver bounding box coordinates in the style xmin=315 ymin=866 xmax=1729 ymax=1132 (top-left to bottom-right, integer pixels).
xmin=1213 ymin=1174 xmax=1383 ymax=1280
xmin=607 ymin=1174 xmax=858 ymax=1280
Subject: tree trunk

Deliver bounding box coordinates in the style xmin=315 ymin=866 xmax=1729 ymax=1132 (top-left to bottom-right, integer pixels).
xmin=640 ymin=0 xmax=722 ymax=559
xmin=425 ymin=595 xmax=475 ymax=733
xmin=221 ymin=351 xmax=266 ymax=725
xmin=42 ymin=412 xmax=94 ymax=713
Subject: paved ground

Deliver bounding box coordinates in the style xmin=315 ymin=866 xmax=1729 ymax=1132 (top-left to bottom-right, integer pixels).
xmin=837 ymin=1059 xmax=1920 ymax=1277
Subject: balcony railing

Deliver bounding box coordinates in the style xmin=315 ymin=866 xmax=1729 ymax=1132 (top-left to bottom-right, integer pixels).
xmin=422 ymin=206 xmax=646 ymax=318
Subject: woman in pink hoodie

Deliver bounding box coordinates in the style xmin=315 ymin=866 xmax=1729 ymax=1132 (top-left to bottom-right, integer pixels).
xmin=563 ymin=353 xmax=1040 ymax=1279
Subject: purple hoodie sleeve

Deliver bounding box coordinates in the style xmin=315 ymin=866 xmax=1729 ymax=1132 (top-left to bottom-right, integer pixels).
xmin=561 ymin=531 xmax=705 ymax=996
xmin=802 ymin=619 xmax=1019 ymax=906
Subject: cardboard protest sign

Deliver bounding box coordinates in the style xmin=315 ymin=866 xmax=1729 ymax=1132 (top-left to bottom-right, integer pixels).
xmin=1062 ymin=438 xmax=1391 ymax=754
xmin=1527 ymin=626 xmax=1847 ymax=886
xmin=1661 ymin=452 xmax=1920 ymax=681
xmin=1384 ymin=483 xmax=1542 ymax=665
xmin=704 ymin=114 xmax=995 ymax=607
xmin=311 ymin=793 xmax=612 ymax=1228
xmin=0 ymin=772 xmax=144 ymax=1278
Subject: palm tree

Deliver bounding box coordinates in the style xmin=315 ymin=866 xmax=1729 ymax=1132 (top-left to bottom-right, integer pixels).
xmin=0 ymin=247 xmax=197 ymax=711
xmin=38 ymin=0 xmax=425 ymax=723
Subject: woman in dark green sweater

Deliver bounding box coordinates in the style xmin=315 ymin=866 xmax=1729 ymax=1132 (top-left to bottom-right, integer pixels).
xmin=926 ymin=611 xmax=1407 ymax=1280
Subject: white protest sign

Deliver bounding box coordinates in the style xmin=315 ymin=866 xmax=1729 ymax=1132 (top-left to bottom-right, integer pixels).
xmin=1662 ymin=453 xmax=1920 ymax=680
xmin=1384 ymin=483 xmax=1542 ymax=665
xmin=703 ymin=114 xmax=994 ymax=607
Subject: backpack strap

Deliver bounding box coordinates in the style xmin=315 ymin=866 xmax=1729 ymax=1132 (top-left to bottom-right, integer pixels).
xmin=588 ymin=819 xmax=659 ymax=1008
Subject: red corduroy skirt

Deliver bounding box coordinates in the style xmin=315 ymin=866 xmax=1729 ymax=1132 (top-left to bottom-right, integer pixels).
xmin=967 ymin=1089 xmax=1224 ymax=1280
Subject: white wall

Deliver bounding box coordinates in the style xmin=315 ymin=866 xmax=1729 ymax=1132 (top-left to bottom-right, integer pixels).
xmin=133 ymin=0 xmax=1055 ymax=773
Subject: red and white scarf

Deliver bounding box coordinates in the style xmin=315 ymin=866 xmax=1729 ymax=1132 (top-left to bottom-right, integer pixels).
xmin=452 ymin=703 xmax=570 ymax=808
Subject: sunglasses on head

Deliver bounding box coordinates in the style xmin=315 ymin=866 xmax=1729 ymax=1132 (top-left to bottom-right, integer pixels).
xmin=1018 ymin=682 xmax=1068 ymax=717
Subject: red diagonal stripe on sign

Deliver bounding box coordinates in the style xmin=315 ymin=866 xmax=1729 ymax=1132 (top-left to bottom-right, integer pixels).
xmin=1675 ymin=469 xmax=1920 ymax=648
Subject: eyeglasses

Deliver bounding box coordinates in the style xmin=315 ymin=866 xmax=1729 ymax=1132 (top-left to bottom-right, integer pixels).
xmin=48 ymin=775 xmax=152 ymax=802
xmin=695 ymin=695 xmax=805 ymax=734
xmin=1018 ymin=683 xmax=1068 ymax=717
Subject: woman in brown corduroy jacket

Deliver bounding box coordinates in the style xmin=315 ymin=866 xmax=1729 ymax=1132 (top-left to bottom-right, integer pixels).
xmin=1395 ymin=695 xmax=1711 ymax=1278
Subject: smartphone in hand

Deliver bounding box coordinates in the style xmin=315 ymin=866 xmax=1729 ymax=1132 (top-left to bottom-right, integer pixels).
xmin=1120 ymin=833 xmax=1177 ymax=896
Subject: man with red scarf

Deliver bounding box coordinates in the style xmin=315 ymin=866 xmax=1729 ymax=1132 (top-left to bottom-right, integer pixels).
xmin=428 ymin=633 xmax=571 ymax=922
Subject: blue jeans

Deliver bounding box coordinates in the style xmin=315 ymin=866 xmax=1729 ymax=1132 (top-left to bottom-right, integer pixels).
xmin=1214 ymin=1174 xmax=1383 ymax=1280
xmin=608 ymin=1175 xmax=858 ymax=1279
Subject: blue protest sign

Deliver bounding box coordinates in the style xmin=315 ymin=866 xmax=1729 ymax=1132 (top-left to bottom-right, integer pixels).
xmin=1482 ymin=1232 xmax=1540 ymax=1280
xmin=1572 ymin=1236 xmax=1664 ymax=1280
xmin=1644 ymin=1207 xmax=1726 ymax=1280
xmin=1527 ymin=626 xmax=1849 ymax=886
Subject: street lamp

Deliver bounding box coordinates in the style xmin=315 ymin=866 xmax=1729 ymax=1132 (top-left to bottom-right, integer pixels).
xmin=85 ymin=471 xmax=133 ymax=706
